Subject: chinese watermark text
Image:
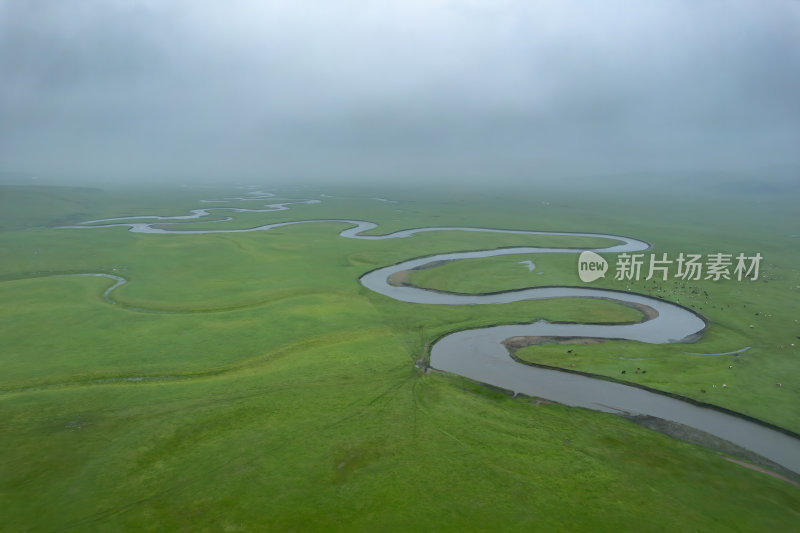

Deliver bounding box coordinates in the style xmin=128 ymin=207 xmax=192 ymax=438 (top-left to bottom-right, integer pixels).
xmin=610 ymin=252 xmax=762 ymax=281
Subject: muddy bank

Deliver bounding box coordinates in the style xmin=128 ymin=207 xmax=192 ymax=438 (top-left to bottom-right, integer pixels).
xmin=612 ymin=299 xmax=658 ymax=321
xmin=623 ymin=414 xmax=800 ymax=485
xmin=388 ymin=270 xmax=410 ymax=287
xmin=502 ymin=335 xmax=607 ymax=351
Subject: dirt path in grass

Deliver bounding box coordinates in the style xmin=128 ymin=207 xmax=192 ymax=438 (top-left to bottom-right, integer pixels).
xmin=720 ymin=456 xmax=800 ymax=488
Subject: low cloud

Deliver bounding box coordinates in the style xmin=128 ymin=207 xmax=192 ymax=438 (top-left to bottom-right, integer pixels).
xmin=2 ymin=0 xmax=798 ymax=184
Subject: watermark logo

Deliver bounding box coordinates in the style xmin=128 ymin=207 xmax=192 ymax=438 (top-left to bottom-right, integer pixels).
xmin=577 ymin=251 xmax=763 ymax=282
xmin=578 ymin=251 xmax=608 ymax=282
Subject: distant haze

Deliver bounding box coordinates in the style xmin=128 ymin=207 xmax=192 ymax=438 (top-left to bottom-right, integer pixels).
xmin=1 ymin=0 xmax=799 ymax=185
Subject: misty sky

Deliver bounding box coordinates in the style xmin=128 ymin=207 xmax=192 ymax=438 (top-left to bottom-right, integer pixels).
xmin=1 ymin=0 xmax=799 ymax=184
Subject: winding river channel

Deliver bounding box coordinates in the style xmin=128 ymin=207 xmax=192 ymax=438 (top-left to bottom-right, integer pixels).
xmin=61 ymin=191 xmax=800 ymax=475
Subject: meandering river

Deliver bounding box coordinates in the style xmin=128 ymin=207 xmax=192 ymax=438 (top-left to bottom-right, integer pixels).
xmin=60 ymin=191 xmax=800 ymax=475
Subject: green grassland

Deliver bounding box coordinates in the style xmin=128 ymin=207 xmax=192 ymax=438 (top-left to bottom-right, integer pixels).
xmin=1 ymin=183 xmax=799 ymax=531
xmin=406 ymin=196 xmax=800 ymax=432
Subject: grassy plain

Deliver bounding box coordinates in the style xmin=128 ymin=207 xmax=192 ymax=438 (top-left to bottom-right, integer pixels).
xmin=406 ymin=186 xmax=800 ymax=432
xmin=1 ymin=182 xmax=799 ymax=531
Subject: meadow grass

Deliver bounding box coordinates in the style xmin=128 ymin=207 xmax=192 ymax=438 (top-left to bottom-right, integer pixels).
xmin=1 ymin=183 xmax=798 ymax=531
xmin=406 ymin=211 xmax=800 ymax=431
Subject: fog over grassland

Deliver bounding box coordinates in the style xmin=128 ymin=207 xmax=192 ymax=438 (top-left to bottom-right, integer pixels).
xmin=1 ymin=0 xmax=799 ymax=186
